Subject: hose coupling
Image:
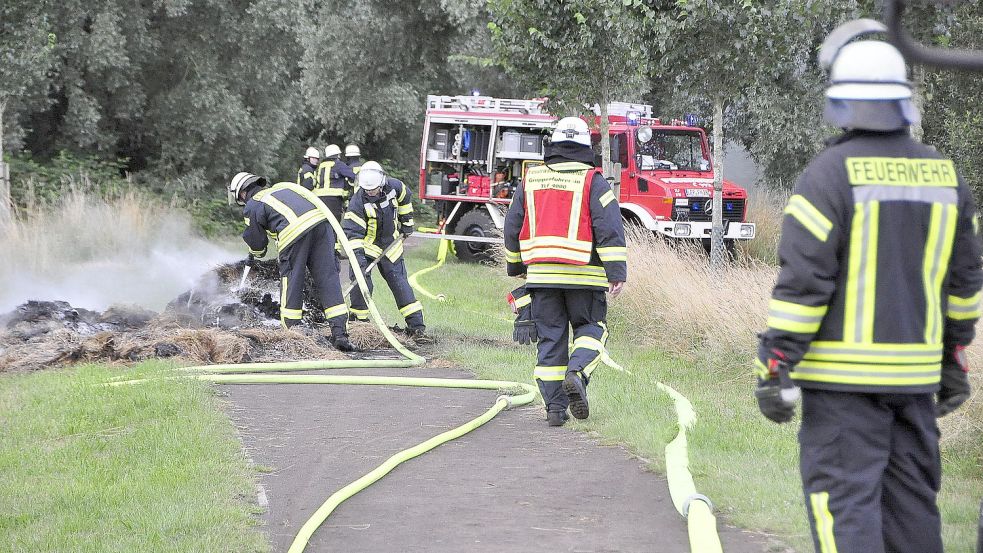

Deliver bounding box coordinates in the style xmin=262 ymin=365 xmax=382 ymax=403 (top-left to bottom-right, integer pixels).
xmin=682 ymin=493 xmax=714 ymax=518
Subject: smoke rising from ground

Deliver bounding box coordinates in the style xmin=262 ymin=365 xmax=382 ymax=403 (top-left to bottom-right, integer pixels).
xmin=0 ymin=192 xmax=241 ymax=313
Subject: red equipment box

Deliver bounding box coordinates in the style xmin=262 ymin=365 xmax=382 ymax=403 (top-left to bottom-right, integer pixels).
xmin=467 ymin=175 xmax=491 ymax=197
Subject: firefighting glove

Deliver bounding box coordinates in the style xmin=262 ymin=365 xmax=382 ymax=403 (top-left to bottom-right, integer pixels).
xmin=513 ymin=319 xmax=538 ymax=345
xmin=754 ymin=350 xmax=799 ymax=424
xmin=507 ymin=285 xmax=537 ymax=345
xmin=400 ymin=226 xmax=414 ymax=239
xmin=937 ymin=345 xmax=971 ymax=417
xmin=245 ymin=254 xmax=256 ymax=268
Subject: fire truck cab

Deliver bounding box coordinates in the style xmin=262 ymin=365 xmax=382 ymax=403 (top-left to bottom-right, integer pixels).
xmin=418 ymin=95 xmax=755 ymax=261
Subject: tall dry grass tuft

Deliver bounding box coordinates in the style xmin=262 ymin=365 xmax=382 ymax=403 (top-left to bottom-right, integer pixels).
xmin=617 ymin=225 xmax=981 ymax=452
xmin=0 ymin=189 xmax=238 ymax=312
xmin=616 ymin=227 xmax=777 ymax=368
xmin=737 ymin=186 xmax=788 ymax=265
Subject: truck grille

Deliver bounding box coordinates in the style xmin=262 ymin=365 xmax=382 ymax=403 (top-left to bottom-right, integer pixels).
xmin=673 ymin=198 xmax=745 ymax=223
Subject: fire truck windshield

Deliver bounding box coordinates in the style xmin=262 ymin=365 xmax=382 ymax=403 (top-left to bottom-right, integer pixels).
xmin=635 ymin=129 xmax=709 ymax=172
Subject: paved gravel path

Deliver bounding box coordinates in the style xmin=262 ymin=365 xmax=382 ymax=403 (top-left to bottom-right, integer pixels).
xmin=222 ymin=366 xmax=771 ymax=553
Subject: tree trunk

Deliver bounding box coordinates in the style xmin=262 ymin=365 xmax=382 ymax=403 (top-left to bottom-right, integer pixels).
xmin=0 ymin=101 xmax=9 ymax=223
xmin=709 ymin=95 xmax=726 ymax=267
xmin=911 ymin=65 xmax=926 ymax=141
xmin=599 ymin=89 xmax=612 ymax=178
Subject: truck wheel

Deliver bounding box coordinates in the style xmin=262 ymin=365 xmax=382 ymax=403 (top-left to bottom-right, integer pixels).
xmin=454 ymin=209 xmax=498 ymax=264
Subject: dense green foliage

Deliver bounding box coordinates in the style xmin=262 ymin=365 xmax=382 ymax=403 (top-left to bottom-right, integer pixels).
xmin=2 ymin=1 xmax=982 ymax=215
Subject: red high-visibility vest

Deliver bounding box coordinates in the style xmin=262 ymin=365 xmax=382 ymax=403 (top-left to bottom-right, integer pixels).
xmin=519 ymin=161 xmax=597 ymax=265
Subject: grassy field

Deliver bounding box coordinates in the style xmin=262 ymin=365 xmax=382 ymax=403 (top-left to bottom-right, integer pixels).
xmin=0 ymin=361 xmax=267 ymax=553
xmin=384 ymin=239 xmax=983 ymax=553
xmin=1 ymin=232 xmax=977 ymax=552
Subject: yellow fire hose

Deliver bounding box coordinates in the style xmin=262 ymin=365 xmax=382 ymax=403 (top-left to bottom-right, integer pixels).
xmin=407 ymin=226 xmax=450 ymax=302
xmin=110 ymin=190 xmax=542 ymax=553
xmin=114 ymin=190 xmax=723 ymax=553
xmin=405 ymin=237 xmax=724 ymax=552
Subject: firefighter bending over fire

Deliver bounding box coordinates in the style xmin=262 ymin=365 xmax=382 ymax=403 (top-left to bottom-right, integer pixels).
xmin=342 ymin=161 xmax=428 ymax=340
xmin=228 ymin=172 xmax=355 ymax=352
xmin=753 ymin=21 xmax=981 ymax=553
xmin=503 ymin=117 xmax=627 ymax=427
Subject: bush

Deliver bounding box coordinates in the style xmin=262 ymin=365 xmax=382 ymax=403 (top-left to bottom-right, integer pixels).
xmin=6 ymin=151 xmax=243 ymax=238
xmin=7 ymin=151 xmax=130 ymax=209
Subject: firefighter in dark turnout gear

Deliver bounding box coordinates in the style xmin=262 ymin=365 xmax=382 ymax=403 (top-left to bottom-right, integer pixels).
xmin=755 ymin=23 xmax=982 ymax=553
xmin=342 ymin=161 xmax=425 ymax=335
xmin=315 ymin=144 xmax=358 ymax=224
xmin=228 ymin=172 xmax=354 ymax=351
xmin=503 ymin=116 xmax=627 ymax=427
xmin=344 ymin=144 xmax=364 ymax=173
xmin=297 ymin=147 xmax=320 ymax=191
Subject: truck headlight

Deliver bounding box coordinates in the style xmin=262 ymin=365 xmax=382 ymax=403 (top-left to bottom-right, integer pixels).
xmin=740 ymin=224 xmax=754 ymax=238
xmin=674 ymin=223 xmax=691 ymax=237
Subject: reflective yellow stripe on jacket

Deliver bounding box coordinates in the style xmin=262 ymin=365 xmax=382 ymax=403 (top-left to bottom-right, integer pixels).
xmin=597 ymin=246 xmax=627 ymax=262
xmin=255 ymin=183 xmax=327 ymax=251
xmin=767 ymin=299 xmax=827 ymax=334
xmin=784 ymin=195 xmax=833 ymax=242
xmin=526 ymin=263 xmax=608 ymax=288
xmin=948 ymin=291 xmax=983 ymax=320
xmin=794 ymin=341 xmax=943 ymax=387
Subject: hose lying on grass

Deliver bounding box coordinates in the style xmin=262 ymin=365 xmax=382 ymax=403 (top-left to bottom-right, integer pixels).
xmin=405 ymin=238 xmax=723 ymax=552
xmin=112 ymin=192 xmax=723 ymax=553
xmin=110 ymin=192 xmax=540 ymax=553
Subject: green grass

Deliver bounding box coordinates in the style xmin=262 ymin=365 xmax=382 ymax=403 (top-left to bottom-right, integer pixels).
xmin=380 ymin=242 xmax=983 ymax=553
xmin=0 ymin=361 xmax=268 ymax=553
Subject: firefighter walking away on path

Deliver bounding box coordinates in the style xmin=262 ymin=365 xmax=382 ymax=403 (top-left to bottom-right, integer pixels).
xmin=315 ymin=144 xmax=358 ymax=224
xmin=297 ymin=147 xmax=320 ymax=191
xmin=342 ymin=161 xmax=428 ymax=340
xmin=753 ymin=21 xmax=982 ymax=553
xmin=503 ymin=116 xmax=627 ymax=427
xmin=229 ymin=172 xmax=355 ymax=352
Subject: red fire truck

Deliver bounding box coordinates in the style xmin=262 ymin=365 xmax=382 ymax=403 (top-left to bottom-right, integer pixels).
xmin=417 ymin=94 xmax=756 ymax=261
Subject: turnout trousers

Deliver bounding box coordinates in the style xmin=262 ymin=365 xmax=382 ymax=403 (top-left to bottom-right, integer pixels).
xmin=530 ymin=287 xmax=608 ymax=413
xmin=799 ymin=390 xmax=942 ymax=553
xmin=278 ymin=221 xmax=349 ymax=335
xmin=321 ymin=196 xmax=346 ymax=254
xmin=348 ymin=254 xmax=424 ymax=329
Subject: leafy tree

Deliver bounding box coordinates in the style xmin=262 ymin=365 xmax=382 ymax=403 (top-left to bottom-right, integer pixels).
xmin=297 ymin=0 xmax=515 ymax=175
xmin=658 ymin=0 xmax=848 ymax=265
xmin=918 ymin=2 xmax=983 ymax=203
xmin=0 ymin=2 xmax=55 ymax=218
xmin=11 ymin=0 xmax=301 ymax=185
xmin=487 ymin=0 xmax=659 ymax=175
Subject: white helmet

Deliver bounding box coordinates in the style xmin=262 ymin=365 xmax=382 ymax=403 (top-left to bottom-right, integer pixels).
xmin=826 ymin=41 xmax=912 ymax=100
xmin=345 ymin=144 xmax=361 ymax=158
xmin=228 ymin=172 xmax=267 ymax=206
xmin=550 ymin=116 xmax=591 ymax=147
xmin=356 ymin=161 xmax=386 ymax=190
xmin=324 ymin=144 xmax=342 ymax=158
xmin=304 ymin=146 xmax=320 ymax=159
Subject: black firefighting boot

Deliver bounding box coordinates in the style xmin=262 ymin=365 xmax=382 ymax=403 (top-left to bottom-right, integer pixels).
xmin=546 ymin=410 xmax=569 ymax=427
xmin=330 ymin=333 xmax=355 ymax=352
xmin=405 ymin=325 xmax=434 ymax=345
xmin=563 ymin=371 xmax=589 ymax=420
xmin=329 ymin=324 xmax=356 ymax=352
